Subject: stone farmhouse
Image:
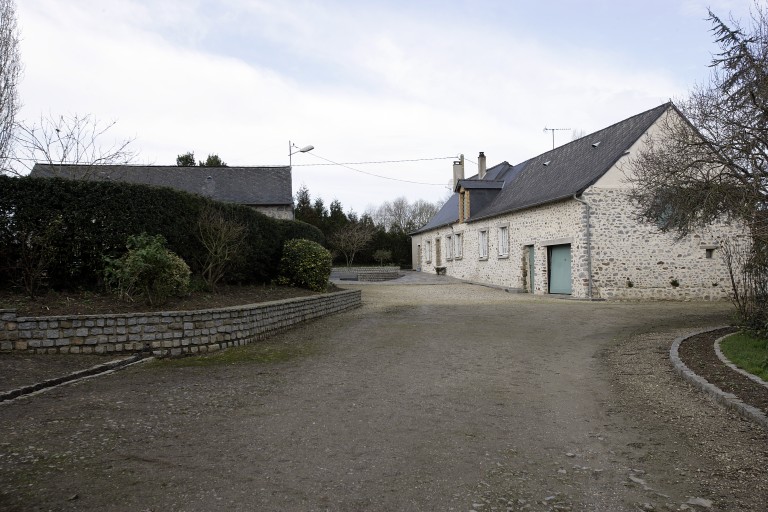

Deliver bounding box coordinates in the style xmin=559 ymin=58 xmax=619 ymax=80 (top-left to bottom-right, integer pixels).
xmin=30 ymin=164 xmax=295 ymax=220
xmin=411 ymin=103 xmax=742 ymax=300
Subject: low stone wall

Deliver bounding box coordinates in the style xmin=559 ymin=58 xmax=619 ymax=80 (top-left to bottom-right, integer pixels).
xmin=331 ymin=266 xmax=402 ymax=282
xmin=0 ymin=290 xmax=361 ymax=357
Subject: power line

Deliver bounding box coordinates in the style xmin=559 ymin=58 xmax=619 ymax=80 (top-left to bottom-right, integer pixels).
xmin=303 ymin=152 xmax=447 ymax=186
xmin=292 ymin=155 xmax=456 ymax=167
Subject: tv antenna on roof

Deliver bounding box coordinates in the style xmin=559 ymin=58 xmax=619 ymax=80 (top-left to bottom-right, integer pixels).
xmin=543 ymin=126 xmax=570 ymax=150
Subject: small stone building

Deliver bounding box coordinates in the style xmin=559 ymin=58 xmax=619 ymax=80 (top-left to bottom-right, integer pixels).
xmin=30 ymin=164 xmax=295 ymax=220
xmin=411 ymin=103 xmax=742 ymax=300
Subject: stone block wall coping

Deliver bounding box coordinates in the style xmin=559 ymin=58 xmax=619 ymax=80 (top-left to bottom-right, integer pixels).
xmin=4 ymin=292 xmax=346 ymax=322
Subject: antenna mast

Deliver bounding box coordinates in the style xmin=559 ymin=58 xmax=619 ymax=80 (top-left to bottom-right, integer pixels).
xmin=543 ymin=126 xmax=570 ymax=150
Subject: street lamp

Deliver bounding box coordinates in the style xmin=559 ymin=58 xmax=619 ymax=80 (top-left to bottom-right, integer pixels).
xmin=289 ymin=140 xmax=314 ymax=167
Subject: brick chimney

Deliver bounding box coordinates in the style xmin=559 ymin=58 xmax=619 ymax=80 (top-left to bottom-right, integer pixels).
xmin=452 ymin=154 xmax=464 ymax=190
xmin=478 ymin=152 xmax=486 ymax=180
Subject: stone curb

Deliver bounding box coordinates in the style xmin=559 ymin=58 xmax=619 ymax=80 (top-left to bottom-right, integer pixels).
xmin=0 ymin=354 xmax=145 ymax=403
xmin=670 ymin=327 xmax=768 ymax=429
xmin=714 ymin=335 xmax=768 ymax=391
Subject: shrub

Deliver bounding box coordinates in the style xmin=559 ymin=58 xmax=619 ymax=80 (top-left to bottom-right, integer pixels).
xmin=105 ymin=233 xmax=191 ymax=305
xmin=278 ymin=239 xmax=332 ymax=292
xmin=373 ymin=249 xmax=393 ymax=266
xmin=196 ymin=207 xmax=246 ymax=291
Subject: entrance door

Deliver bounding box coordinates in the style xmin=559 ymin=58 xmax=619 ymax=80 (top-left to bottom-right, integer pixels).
xmin=548 ymin=244 xmax=572 ymax=294
xmin=526 ymin=245 xmax=535 ymax=293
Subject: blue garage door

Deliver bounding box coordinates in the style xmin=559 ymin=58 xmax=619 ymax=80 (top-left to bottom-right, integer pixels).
xmin=548 ymin=244 xmax=572 ymax=295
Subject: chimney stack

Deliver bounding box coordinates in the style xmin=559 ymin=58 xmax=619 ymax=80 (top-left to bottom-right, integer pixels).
xmin=478 ymin=152 xmax=486 ymax=180
xmin=452 ymin=154 xmax=465 ymax=190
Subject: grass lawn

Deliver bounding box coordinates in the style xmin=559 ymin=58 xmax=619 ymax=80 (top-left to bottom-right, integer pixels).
xmin=720 ymin=332 xmax=768 ymax=382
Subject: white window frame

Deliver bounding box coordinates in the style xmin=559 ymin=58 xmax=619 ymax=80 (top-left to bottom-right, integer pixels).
xmin=446 ymin=234 xmax=453 ymax=260
xmin=478 ymin=230 xmax=489 ymax=260
xmin=498 ymin=225 xmax=509 ymax=258
xmin=454 ymin=232 xmax=463 ymax=259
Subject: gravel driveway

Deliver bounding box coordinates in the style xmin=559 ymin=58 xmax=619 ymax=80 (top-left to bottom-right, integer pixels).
xmin=1 ymin=282 xmax=765 ymax=511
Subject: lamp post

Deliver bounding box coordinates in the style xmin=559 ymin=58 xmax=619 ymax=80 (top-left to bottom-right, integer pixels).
xmin=289 ymin=141 xmax=314 ymax=167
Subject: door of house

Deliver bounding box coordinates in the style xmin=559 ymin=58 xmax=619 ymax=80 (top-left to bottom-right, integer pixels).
xmin=548 ymin=244 xmax=572 ymax=294
xmin=526 ymin=245 xmax=535 ymax=293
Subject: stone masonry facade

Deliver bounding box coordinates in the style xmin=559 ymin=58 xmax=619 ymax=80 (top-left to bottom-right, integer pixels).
xmin=415 ymin=187 xmax=742 ymax=300
xmin=0 ymin=290 xmax=361 ymax=357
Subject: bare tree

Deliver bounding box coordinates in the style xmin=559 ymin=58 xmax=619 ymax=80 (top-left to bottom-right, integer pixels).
xmin=12 ymin=113 xmax=137 ymax=176
xmin=626 ymin=3 xmax=768 ymax=328
xmin=374 ymin=196 xmax=442 ymax=233
xmin=196 ymin=207 xmax=246 ymax=292
xmin=329 ymin=222 xmax=376 ymax=267
xmin=0 ymin=0 xmax=21 ymax=173
xmin=627 ymin=5 xmax=767 ymax=242
xmin=410 ymin=199 xmax=440 ymax=230
xmin=722 ymin=237 xmax=768 ymax=330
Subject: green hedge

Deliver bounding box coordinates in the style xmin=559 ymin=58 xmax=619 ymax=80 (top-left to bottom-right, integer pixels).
xmin=0 ymin=175 xmax=324 ymax=290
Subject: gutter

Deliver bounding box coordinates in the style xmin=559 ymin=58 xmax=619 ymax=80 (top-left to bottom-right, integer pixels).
xmin=572 ymin=194 xmax=593 ymax=299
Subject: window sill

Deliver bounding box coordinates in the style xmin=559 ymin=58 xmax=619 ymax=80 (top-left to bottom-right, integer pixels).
xmin=479 ymin=257 xmax=489 ymax=261
xmin=498 ymin=254 xmax=509 ymax=259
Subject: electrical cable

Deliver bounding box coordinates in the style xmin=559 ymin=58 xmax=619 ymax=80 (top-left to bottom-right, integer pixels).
xmin=291 ymin=155 xmax=456 ymax=166
xmin=302 ymin=152 xmax=448 ymax=186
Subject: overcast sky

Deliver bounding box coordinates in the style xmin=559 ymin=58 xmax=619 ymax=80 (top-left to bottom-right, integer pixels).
xmin=16 ymin=0 xmax=755 ymax=214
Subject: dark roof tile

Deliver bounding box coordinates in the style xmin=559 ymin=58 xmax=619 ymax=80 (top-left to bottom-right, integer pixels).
xmin=29 ymin=164 xmax=293 ymax=206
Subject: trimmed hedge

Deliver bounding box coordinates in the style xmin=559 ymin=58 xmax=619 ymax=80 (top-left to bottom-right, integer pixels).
xmin=0 ymin=175 xmax=323 ymax=290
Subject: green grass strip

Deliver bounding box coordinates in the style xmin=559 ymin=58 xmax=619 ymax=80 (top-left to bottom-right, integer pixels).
xmin=720 ymin=332 xmax=768 ymax=382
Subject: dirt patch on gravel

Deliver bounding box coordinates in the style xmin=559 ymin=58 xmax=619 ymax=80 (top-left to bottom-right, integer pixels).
xmin=678 ymin=328 xmax=768 ymax=415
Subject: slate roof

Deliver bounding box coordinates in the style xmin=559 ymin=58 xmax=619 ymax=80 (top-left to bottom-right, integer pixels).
xmin=29 ymin=164 xmax=293 ymax=206
xmin=412 ymin=103 xmax=671 ymax=234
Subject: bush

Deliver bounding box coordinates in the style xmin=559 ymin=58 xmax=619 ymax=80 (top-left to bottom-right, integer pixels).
xmin=278 ymin=239 xmax=332 ymax=292
xmin=105 ymin=233 xmax=191 ymax=305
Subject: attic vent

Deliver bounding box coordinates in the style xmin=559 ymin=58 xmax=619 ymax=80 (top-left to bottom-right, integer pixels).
xmin=206 ymin=176 xmax=213 ymax=180
xmin=543 ymin=160 xmax=551 ymax=166
xmin=591 ymin=141 xmax=601 ymax=148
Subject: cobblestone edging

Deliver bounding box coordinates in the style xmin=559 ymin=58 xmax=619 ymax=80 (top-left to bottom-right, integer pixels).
xmin=670 ymin=327 xmax=768 ymax=428
xmin=0 ymin=290 xmax=361 ymax=358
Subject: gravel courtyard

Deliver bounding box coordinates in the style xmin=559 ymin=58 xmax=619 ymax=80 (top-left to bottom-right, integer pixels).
xmin=1 ymin=282 xmax=767 ymax=511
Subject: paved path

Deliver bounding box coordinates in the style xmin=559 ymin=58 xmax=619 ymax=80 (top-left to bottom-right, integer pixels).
xmin=0 ymin=283 xmax=756 ymax=511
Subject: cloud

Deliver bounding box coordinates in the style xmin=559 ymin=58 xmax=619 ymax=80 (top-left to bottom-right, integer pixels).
xmin=16 ymin=0 xmax=698 ymax=213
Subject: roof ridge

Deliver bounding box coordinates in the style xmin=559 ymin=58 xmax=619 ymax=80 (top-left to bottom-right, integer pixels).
xmin=514 ymin=102 xmax=671 ymax=165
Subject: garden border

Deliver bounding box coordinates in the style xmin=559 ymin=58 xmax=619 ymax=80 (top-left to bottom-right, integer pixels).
xmin=0 ymin=289 xmax=361 ymax=357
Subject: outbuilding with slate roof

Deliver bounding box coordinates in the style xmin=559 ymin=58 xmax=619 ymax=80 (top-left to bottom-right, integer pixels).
xmin=411 ymin=103 xmax=744 ymax=300
xmin=30 ymin=164 xmax=295 ymax=220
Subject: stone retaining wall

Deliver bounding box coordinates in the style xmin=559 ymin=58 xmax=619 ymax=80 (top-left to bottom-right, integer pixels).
xmin=0 ymin=290 xmax=361 ymax=357
xmin=331 ymin=266 xmax=402 ymax=282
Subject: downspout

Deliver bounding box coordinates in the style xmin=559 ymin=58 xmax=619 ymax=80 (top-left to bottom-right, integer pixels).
xmin=573 ymin=194 xmax=593 ymax=299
